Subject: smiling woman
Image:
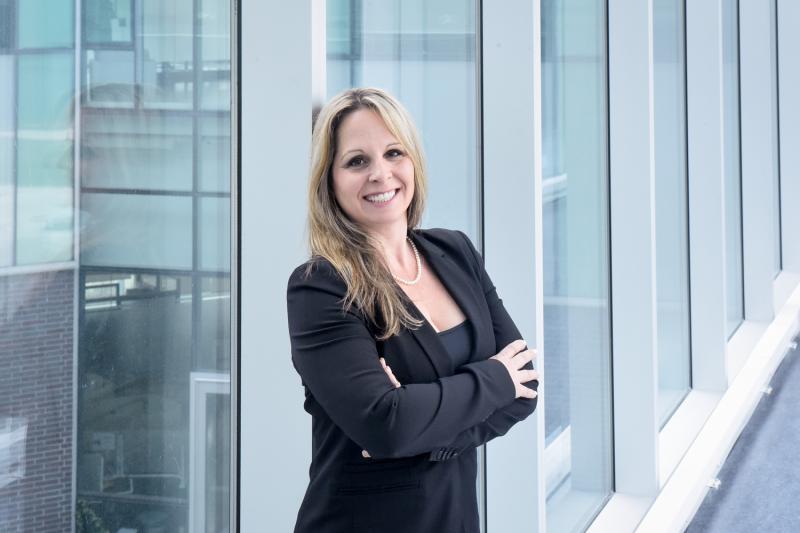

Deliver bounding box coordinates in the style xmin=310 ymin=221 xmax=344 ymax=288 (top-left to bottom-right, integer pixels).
xmin=287 ymin=88 xmax=539 ymax=533
xmin=332 ymin=108 xmax=415 ymax=224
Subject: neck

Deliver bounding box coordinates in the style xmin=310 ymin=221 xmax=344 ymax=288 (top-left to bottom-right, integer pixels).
xmin=369 ymin=220 xmax=414 ymax=272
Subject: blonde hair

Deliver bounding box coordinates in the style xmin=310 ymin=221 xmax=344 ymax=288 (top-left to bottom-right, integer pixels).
xmin=304 ymin=87 xmax=428 ymax=340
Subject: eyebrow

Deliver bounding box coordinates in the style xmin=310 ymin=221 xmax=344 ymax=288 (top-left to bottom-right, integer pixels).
xmin=339 ymin=143 xmax=402 ymax=162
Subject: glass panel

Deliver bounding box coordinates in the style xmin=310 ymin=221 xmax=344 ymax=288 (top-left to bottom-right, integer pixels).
xmin=84 ymin=50 xmax=136 ymax=108
xmin=198 ymin=277 xmax=231 ymax=371
xmin=0 ymin=56 xmax=12 ymax=266
xmin=200 ymin=114 xmax=231 ymax=192
xmin=16 ymin=53 xmax=75 ymax=265
xmin=0 ymin=0 xmax=13 ymax=49
xmin=18 ymin=0 xmax=74 ymax=49
xmin=723 ymin=0 xmax=744 ymax=338
xmin=85 ymin=0 xmax=133 ymax=44
xmin=141 ymin=0 xmax=195 ymax=109
xmin=81 ymin=192 xmax=193 ymax=269
xmin=327 ymin=0 xmax=479 ymax=237
xmin=200 ymin=0 xmax=231 ymax=111
xmin=654 ymin=0 xmax=691 ymax=427
xmin=542 ymin=1 xmax=614 ymax=531
xmin=200 ymin=197 xmax=230 ymax=272
xmin=81 ymin=110 xmax=194 ymax=190
xmin=76 ymin=0 xmax=233 ymax=530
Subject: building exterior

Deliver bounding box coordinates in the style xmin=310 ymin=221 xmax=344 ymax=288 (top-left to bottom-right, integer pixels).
xmin=1 ymin=1 xmax=799 ymax=532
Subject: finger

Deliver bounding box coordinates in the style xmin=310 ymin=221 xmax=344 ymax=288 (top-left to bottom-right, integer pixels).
xmin=380 ymin=357 xmax=387 ymax=368
xmin=511 ymin=348 xmax=535 ymax=369
xmin=518 ymin=369 xmax=539 ymax=383
xmin=518 ymin=387 xmax=538 ymax=400
xmin=362 ymin=450 xmax=371 ymax=458
xmin=385 ymin=366 xmax=401 ymax=388
xmin=500 ymin=339 xmax=527 ymax=360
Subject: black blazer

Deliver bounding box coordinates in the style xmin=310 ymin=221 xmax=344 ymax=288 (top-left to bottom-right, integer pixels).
xmin=287 ymin=227 xmax=538 ymax=533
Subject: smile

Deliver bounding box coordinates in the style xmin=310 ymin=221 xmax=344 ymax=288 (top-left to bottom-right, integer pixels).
xmin=364 ymin=188 xmax=399 ymax=204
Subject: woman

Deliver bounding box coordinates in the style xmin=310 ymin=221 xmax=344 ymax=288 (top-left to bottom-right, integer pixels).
xmin=287 ymin=87 xmax=539 ymax=533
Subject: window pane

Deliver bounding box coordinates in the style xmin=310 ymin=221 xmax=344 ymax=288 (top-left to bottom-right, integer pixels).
xmin=200 ymin=0 xmax=231 ymax=111
xmin=141 ymin=0 xmax=195 ymax=109
xmin=2 ymin=2 xmax=231 ymax=530
xmin=84 ymin=50 xmax=136 ymax=107
xmin=654 ymin=0 xmax=691 ymax=427
xmin=0 ymin=0 xmax=13 ymax=49
xmin=200 ymin=114 xmax=231 ymax=192
xmin=18 ymin=0 xmax=74 ymax=49
xmin=84 ymin=0 xmax=133 ymax=44
xmin=16 ymin=53 xmax=75 ymax=265
xmin=81 ymin=111 xmax=194 ymax=191
xmin=327 ymin=0 xmax=479 ymax=237
xmin=76 ymin=0 xmax=234 ymax=528
xmin=0 ymin=56 xmax=12 ymax=266
xmin=200 ymin=197 xmax=231 ymax=272
xmin=81 ymin=192 xmax=193 ymax=269
xmin=723 ymin=0 xmax=744 ymax=337
xmin=542 ymin=1 xmax=614 ymax=531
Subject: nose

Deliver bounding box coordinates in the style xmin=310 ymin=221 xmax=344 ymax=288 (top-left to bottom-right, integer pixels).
xmin=369 ymin=157 xmax=392 ymax=182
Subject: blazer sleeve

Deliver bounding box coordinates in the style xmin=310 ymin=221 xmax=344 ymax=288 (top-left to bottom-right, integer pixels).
xmin=287 ymin=259 xmax=517 ymax=459
xmin=427 ymin=230 xmax=539 ymax=462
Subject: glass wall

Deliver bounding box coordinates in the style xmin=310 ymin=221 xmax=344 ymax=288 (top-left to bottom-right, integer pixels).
xmin=0 ymin=1 xmax=234 ymax=532
xmin=77 ymin=1 xmax=233 ymax=532
xmin=327 ymin=0 xmax=479 ymax=237
xmin=723 ymin=0 xmax=744 ymax=337
xmin=653 ymin=0 xmax=692 ymax=427
xmin=541 ymin=1 xmax=614 ymax=531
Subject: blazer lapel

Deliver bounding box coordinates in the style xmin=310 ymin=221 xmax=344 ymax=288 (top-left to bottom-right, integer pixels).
xmin=402 ymin=229 xmax=487 ymax=378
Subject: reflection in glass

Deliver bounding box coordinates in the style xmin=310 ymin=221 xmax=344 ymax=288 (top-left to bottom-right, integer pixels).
xmin=723 ymin=0 xmax=744 ymax=338
xmin=327 ymin=0 xmax=479 ymax=237
xmin=85 ymin=0 xmax=133 ymax=44
xmin=0 ymin=56 xmax=11 ymax=266
xmin=76 ymin=0 xmax=233 ymax=531
xmin=542 ymin=1 xmax=613 ymax=531
xmin=142 ymin=0 xmax=195 ymax=109
xmin=16 ymin=53 xmax=75 ymax=265
xmin=18 ymin=0 xmax=74 ymax=49
xmin=654 ymin=0 xmax=691 ymax=427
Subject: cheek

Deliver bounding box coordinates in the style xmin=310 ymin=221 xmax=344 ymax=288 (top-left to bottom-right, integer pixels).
xmin=331 ymin=171 xmax=357 ymax=209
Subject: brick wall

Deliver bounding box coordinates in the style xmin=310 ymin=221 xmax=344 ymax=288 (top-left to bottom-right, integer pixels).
xmin=0 ymin=269 xmax=75 ymax=533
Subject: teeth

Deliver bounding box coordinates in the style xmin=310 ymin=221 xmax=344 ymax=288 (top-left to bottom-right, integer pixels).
xmin=365 ymin=189 xmax=397 ymax=203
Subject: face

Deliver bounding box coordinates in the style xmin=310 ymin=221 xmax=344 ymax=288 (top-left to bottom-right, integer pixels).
xmin=331 ymin=108 xmax=415 ymax=233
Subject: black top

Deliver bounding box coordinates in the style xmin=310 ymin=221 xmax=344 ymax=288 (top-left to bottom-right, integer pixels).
xmin=437 ymin=318 xmax=472 ymax=369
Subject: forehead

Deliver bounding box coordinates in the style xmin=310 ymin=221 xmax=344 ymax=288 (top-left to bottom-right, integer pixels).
xmin=335 ymin=108 xmax=398 ymax=148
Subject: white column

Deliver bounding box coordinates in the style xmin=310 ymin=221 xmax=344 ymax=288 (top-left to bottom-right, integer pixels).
xmin=240 ymin=0 xmax=313 ymax=531
xmin=482 ymin=0 xmax=544 ymax=531
xmin=739 ymin=0 xmax=780 ymax=322
xmin=778 ymin=0 xmax=800 ymax=272
xmin=686 ymin=0 xmax=728 ymax=392
xmin=608 ymin=0 xmax=659 ymax=495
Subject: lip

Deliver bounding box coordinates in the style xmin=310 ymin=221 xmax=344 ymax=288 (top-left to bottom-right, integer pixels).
xmin=363 ymin=187 xmax=400 ymax=207
xmin=363 ymin=187 xmax=400 ymax=199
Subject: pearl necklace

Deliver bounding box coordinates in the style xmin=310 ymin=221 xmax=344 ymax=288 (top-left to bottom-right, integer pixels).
xmin=393 ymin=236 xmax=423 ymax=285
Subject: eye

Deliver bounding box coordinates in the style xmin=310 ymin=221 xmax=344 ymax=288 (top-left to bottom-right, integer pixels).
xmin=386 ymin=148 xmax=405 ymax=159
xmin=345 ymin=155 xmax=366 ymax=168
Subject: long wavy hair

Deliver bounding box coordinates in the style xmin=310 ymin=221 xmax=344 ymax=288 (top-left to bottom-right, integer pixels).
xmin=304 ymin=87 xmax=428 ymax=340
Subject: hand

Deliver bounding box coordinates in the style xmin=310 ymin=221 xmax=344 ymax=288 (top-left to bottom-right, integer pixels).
xmin=490 ymin=339 xmax=539 ymax=399
xmin=362 ymin=358 xmax=402 ymax=459
xmin=380 ymin=357 xmax=401 ymax=389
